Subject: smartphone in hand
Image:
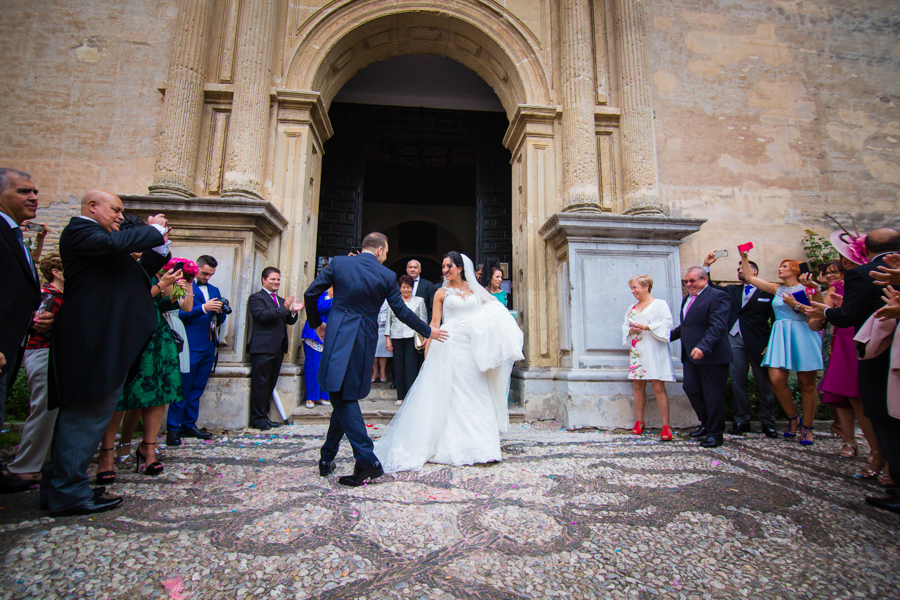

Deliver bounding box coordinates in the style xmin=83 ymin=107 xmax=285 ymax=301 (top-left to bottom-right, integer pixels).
xmin=799 ymin=262 xmax=810 ymax=275
xmin=738 ymin=242 xmax=754 ymax=253
xmin=712 ymin=250 xmax=728 ymax=259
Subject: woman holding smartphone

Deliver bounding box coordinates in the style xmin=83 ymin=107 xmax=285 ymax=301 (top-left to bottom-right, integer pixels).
xmin=739 ymin=250 xmax=823 ymax=445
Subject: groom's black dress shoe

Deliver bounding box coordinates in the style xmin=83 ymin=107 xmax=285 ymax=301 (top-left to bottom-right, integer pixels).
xmin=338 ymin=461 xmax=384 ymax=487
xmin=50 ymin=495 xmax=123 ymax=517
xmin=688 ymin=426 xmax=709 ymax=438
xmin=181 ymin=426 xmax=212 ymax=440
xmin=699 ymin=434 xmax=724 ymax=448
xmin=252 ymin=420 xmax=271 ymax=431
xmin=865 ymin=489 xmax=900 ymax=514
xmin=319 ymin=460 xmax=336 ymax=477
xmin=727 ymin=422 xmax=751 ymax=435
xmin=266 ymin=419 xmax=283 ymax=429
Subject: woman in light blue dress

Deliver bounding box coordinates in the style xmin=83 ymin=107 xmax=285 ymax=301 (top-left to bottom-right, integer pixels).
xmin=740 ymin=251 xmax=824 ymax=445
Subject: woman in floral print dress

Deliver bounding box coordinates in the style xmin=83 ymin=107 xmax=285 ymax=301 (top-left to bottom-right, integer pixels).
xmin=622 ymin=274 xmax=676 ymax=441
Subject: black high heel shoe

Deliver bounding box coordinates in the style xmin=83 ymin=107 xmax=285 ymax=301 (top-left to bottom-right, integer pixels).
xmin=134 ymin=441 xmax=164 ymax=476
xmin=96 ymin=447 xmax=117 ymax=485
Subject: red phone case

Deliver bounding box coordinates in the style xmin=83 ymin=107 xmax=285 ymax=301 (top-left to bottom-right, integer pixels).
xmin=738 ymin=242 xmax=754 ymax=253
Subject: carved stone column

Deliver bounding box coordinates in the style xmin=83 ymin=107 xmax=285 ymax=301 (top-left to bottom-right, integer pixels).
xmin=614 ymin=0 xmax=665 ymax=215
xmin=149 ymin=0 xmax=213 ymax=197
xmin=221 ymin=0 xmax=278 ymax=199
xmin=559 ymin=0 xmax=601 ymax=212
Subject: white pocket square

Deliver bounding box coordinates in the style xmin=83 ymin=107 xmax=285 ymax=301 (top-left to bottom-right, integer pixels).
xmin=757 ymin=298 xmax=771 ymax=302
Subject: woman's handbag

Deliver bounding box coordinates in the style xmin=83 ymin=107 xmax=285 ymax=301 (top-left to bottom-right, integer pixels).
xmin=414 ymin=333 xmax=426 ymax=353
xmin=170 ymin=329 xmax=185 ymax=354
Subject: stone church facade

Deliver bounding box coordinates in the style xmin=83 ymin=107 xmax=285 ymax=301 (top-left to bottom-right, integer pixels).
xmin=3 ymin=0 xmax=898 ymax=429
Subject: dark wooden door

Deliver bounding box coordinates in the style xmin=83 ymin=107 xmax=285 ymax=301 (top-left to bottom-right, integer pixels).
xmin=315 ymin=135 xmax=363 ymax=261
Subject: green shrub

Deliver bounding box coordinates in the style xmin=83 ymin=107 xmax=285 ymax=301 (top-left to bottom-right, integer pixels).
xmin=6 ymin=368 xmax=30 ymax=422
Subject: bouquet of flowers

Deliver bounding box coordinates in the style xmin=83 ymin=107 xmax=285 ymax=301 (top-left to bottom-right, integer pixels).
xmin=163 ymin=257 xmax=199 ymax=300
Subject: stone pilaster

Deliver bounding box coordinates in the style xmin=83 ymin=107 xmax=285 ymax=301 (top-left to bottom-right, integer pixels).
xmin=221 ymin=0 xmax=278 ymax=199
xmin=559 ymin=0 xmax=601 ymax=212
xmin=149 ymin=0 xmax=213 ymax=197
xmin=614 ymin=0 xmax=665 ymax=215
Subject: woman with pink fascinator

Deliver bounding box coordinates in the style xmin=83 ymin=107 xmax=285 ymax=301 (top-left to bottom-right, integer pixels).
xmin=808 ymin=222 xmax=887 ymax=481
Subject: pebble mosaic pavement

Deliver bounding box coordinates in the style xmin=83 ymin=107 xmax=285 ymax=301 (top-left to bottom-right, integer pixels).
xmin=1 ymin=422 xmax=898 ymax=600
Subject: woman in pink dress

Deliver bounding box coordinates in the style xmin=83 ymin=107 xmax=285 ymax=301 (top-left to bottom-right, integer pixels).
xmin=812 ymin=259 xmax=885 ymax=477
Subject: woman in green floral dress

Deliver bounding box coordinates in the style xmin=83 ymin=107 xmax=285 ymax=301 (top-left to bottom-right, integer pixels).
xmin=96 ymin=267 xmax=192 ymax=480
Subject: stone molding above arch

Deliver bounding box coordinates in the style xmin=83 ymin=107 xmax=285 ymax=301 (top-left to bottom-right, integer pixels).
xmin=283 ymin=0 xmax=552 ymax=118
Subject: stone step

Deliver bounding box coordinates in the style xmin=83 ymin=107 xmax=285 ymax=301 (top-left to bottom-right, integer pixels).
xmin=290 ymin=382 xmax=525 ymax=425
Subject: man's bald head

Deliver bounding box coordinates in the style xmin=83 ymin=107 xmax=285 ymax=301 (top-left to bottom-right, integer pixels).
xmin=81 ymin=189 xmax=124 ymax=232
xmin=865 ymin=228 xmax=900 ymax=259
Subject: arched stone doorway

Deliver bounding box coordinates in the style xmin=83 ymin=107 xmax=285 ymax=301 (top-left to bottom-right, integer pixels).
xmin=272 ymin=1 xmax=557 ymax=373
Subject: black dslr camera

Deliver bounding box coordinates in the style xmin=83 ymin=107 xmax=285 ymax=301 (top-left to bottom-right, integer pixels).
xmin=219 ymin=298 xmax=233 ymax=315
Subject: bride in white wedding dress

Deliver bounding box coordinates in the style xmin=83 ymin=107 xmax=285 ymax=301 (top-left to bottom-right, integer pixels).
xmin=374 ymin=251 xmax=524 ymax=473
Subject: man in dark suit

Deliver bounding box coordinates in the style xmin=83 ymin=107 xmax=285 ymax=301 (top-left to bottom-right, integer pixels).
xmin=168 ymin=255 xmax=226 ymax=445
xmin=407 ymin=259 xmax=436 ymax=321
xmin=305 ymin=233 xmax=448 ymax=486
xmin=247 ymin=266 xmax=300 ymax=431
xmin=0 ymin=167 xmax=52 ymax=493
xmin=807 ymin=228 xmax=900 ymax=513
xmin=671 ymin=266 xmax=734 ymax=448
xmin=703 ymin=253 xmax=777 ymax=437
xmin=45 ymin=189 xmax=169 ymax=516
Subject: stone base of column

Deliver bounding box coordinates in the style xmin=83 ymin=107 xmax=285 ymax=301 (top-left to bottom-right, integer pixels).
xmin=511 ymin=367 xmax=699 ymax=430
xmin=221 ymin=186 xmax=264 ymax=201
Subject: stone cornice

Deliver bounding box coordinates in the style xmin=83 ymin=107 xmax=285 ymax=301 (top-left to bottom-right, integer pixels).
xmin=275 ymin=89 xmax=334 ymax=144
xmin=502 ymin=104 xmax=559 ymax=153
xmin=540 ymin=212 xmax=705 ymax=247
xmin=120 ymin=194 xmax=288 ymax=239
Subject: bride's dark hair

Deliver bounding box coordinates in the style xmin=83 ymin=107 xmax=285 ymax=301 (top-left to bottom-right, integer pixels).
xmin=443 ymin=251 xmax=466 ymax=281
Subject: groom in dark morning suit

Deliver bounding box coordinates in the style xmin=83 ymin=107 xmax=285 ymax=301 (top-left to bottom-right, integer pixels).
xmin=45 ymin=190 xmax=170 ymax=516
xmin=304 ymin=233 xmax=448 ymax=486
xmin=670 ymin=266 xmax=733 ymax=448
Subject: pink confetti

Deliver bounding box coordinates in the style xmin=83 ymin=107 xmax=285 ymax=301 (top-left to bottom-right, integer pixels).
xmin=712 ymin=461 xmax=720 ymax=466
xmin=161 ymin=576 xmax=192 ymax=600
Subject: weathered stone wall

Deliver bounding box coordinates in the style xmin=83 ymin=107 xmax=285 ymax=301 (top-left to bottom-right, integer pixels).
xmin=0 ymin=0 xmax=178 ymax=247
xmin=644 ymin=0 xmax=900 ymax=280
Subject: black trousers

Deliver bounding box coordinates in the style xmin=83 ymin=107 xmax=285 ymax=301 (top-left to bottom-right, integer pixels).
xmin=249 ymin=352 xmax=284 ymax=425
xmin=682 ymin=360 xmax=728 ymax=436
xmin=859 ymin=353 xmax=900 ymax=490
xmin=321 ymin=387 xmax=378 ymax=467
xmin=392 ymin=337 xmax=421 ymax=400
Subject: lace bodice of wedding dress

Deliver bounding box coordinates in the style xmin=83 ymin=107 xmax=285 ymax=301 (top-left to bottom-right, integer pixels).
xmin=441 ymin=287 xmax=479 ymax=324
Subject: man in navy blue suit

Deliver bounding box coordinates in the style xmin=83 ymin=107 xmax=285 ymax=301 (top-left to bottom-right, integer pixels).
xmin=168 ymin=255 xmax=227 ymax=446
xmin=670 ymin=266 xmax=733 ymax=448
xmin=304 ymin=233 xmax=448 ymax=486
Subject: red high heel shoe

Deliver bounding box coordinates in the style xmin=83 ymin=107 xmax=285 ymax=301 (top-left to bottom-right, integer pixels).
xmin=660 ymin=425 xmax=673 ymax=442
xmin=631 ymin=421 xmax=646 ymax=435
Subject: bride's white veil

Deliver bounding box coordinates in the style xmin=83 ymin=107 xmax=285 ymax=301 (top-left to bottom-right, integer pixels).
xmin=460 ymin=253 xmax=498 ymax=307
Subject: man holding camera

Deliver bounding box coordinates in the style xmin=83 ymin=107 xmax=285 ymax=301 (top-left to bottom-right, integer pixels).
xmin=168 ymin=255 xmax=228 ymax=446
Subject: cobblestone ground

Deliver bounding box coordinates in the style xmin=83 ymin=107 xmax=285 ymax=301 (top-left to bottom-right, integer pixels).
xmin=1 ymin=422 xmax=899 ymax=600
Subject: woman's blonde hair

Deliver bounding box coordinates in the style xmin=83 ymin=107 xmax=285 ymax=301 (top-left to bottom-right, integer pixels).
xmin=628 ymin=274 xmax=653 ymax=292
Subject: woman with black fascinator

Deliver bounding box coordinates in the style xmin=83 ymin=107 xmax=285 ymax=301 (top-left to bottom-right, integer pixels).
xmin=375 ymin=250 xmax=524 ymax=473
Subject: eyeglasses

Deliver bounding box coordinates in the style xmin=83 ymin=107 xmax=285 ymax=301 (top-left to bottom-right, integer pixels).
xmin=684 ymin=278 xmax=706 ymax=284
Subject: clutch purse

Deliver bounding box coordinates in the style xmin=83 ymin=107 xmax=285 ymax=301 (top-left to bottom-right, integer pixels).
xmin=414 ymin=333 xmax=426 ymax=353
